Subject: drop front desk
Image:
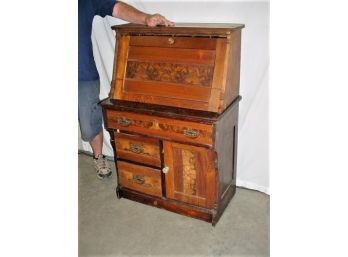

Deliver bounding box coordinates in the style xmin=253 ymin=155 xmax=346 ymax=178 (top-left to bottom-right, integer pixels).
xmin=101 ymin=23 xmax=244 ymax=225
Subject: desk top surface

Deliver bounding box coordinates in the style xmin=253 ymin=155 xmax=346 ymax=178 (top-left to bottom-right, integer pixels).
xmin=112 ymin=23 xmax=245 ymax=36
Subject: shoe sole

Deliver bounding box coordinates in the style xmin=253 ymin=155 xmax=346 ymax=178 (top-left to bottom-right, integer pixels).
xmin=97 ymin=171 xmax=112 ymax=180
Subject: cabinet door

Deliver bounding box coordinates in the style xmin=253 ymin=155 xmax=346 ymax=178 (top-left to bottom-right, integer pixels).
xmin=163 ymin=141 xmax=216 ymax=208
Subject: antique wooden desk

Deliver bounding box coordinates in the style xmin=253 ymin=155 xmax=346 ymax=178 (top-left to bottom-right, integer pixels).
xmin=101 ymin=23 xmax=244 ymax=225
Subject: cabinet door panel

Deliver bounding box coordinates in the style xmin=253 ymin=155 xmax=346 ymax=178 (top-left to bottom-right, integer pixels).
xmin=163 ymin=141 xmax=216 ymax=208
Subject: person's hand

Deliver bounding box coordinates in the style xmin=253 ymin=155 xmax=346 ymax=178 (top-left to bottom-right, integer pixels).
xmin=145 ymin=14 xmax=174 ymax=27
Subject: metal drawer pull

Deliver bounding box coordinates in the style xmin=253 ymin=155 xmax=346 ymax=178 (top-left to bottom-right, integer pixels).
xmin=117 ymin=117 xmax=131 ymax=127
xmin=183 ymin=128 xmax=200 ymax=138
xmin=132 ymin=175 xmax=145 ymax=184
xmin=168 ymin=37 xmax=175 ymax=45
xmin=129 ymin=143 xmax=144 ymax=154
xmin=162 ymin=166 xmax=169 ymax=174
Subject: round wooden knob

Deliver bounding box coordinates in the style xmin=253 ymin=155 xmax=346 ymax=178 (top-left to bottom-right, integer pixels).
xmin=162 ymin=166 xmax=170 ymax=174
xmin=168 ymin=37 xmax=175 ymax=45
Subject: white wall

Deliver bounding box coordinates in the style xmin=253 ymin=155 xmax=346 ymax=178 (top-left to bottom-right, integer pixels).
xmin=79 ymin=0 xmax=270 ymax=194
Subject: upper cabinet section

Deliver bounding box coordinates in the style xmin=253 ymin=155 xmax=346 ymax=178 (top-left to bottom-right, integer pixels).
xmin=110 ymin=23 xmax=244 ymax=113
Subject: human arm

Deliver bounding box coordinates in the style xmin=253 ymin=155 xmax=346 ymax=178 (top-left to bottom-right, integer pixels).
xmin=112 ymin=1 xmax=174 ymax=27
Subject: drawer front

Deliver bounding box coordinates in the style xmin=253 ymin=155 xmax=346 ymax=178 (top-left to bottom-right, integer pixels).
xmin=106 ymin=110 xmax=213 ymax=146
xmin=117 ymin=161 xmax=162 ymax=197
xmin=115 ymin=133 xmax=161 ymax=168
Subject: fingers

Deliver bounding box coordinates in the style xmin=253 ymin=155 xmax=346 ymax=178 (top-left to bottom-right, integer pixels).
xmin=157 ymin=14 xmax=174 ymax=27
xmin=146 ymin=14 xmax=174 ymax=27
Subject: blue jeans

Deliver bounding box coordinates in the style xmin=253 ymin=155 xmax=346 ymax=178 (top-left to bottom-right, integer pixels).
xmin=78 ymin=80 xmax=103 ymax=142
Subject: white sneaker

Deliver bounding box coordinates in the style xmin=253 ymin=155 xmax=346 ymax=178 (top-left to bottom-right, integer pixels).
xmin=93 ymin=154 xmax=112 ymax=179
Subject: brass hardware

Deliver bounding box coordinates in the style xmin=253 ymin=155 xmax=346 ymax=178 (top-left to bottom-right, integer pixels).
xmin=168 ymin=37 xmax=175 ymax=45
xmin=129 ymin=143 xmax=144 ymax=154
xmin=183 ymin=128 xmax=200 ymax=138
xmin=117 ymin=117 xmax=131 ymax=127
xmin=162 ymin=166 xmax=169 ymax=174
xmin=132 ymin=175 xmax=145 ymax=184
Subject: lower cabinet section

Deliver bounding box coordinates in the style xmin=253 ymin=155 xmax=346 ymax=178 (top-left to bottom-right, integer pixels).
xmin=102 ymin=98 xmax=240 ymax=225
xmin=115 ymin=133 xmax=219 ymax=219
xmin=115 ymin=132 xmax=217 ymax=209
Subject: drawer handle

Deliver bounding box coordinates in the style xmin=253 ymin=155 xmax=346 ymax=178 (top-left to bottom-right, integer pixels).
xmin=168 ymin=37 xmax=175 ymax=45
xmin=117 ymin=117 xmax=131 ymax=127
xmin=162 ymin=166 xmax=169 ymax=174
xmin=132 ymin=175 xmax=145 ymax=185
xmin=183 ymin=128 xmax=200 ymax=138
xmin=129 ymin=143 xmax=144 ymax=154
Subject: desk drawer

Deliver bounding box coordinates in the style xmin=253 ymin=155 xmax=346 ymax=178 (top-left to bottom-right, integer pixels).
xmin=115 ymin=132 xmax=161 ymax=168
xmin=117 ymin=161 xmax=162 ymax=197
xmin=106 ymin=109 xmax=213 ymax=146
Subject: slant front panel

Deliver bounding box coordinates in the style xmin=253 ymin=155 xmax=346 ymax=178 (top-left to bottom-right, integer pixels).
xmin=114 ymin=36 xmax=217 ymax=110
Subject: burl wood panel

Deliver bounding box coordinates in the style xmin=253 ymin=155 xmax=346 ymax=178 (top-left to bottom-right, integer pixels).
xmin=115 ymin=132 xmax=161 ymax=167
xmin=163 ymin=141 xmax=216 ymax=208
xmin=117 ymin=161 xmax=162 ymax=197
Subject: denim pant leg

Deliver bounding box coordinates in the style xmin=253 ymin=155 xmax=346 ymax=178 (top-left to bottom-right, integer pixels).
xmin=78 ymin=80 xmax=103 ymax=142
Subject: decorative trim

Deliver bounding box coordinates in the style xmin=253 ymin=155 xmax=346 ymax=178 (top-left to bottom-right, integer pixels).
xmin=126 ymin=61 xmax=214 ymax=86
